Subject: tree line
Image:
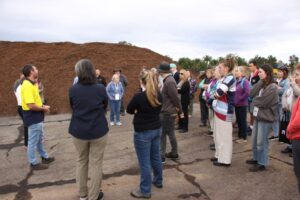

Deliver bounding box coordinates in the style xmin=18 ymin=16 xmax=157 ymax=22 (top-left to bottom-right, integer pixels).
xmin=177 ymin=54 xmax=299 ymax=72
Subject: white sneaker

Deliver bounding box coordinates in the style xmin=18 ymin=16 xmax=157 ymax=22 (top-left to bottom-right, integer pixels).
xmin=236 ymin=139 xmax=247 ymax=144
xmin=79 ymin=196 xmax=88 ymax=200
xmin=116 ymin=122 xmax=122 ymax=126
xmin=110 ymin=122 xmax=115 ymax=126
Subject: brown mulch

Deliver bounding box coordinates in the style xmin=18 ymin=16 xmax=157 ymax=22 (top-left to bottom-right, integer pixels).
xmin=0 ymin=41 xmax=171 ymax=116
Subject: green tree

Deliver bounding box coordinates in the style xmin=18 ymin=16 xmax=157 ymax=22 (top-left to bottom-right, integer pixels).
xmin=289 ymin=55 xmax=299 ymax=71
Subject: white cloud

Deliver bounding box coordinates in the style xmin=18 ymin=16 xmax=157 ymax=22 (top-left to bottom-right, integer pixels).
xmin=0 ymin=0 xmax=299 ymax=62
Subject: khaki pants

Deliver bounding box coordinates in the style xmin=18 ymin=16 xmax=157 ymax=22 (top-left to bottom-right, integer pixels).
xmin=73 ymin=135 xmax=107 ymax=200
xmin=214 ymin=116 xmax=232 ymax=164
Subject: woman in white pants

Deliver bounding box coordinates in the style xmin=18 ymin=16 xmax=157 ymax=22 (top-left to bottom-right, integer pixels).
xmin=210 ymin=56 xmax=237 ymax=167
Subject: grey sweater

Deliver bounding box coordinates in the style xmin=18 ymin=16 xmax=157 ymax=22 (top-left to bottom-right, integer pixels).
xmin=250 ymin=80 xmax=279 ymax=122
xmin=161 ymin=74 xmax=182 ymax=114
xmin=282 ymin=82 xmax=300 ymax=112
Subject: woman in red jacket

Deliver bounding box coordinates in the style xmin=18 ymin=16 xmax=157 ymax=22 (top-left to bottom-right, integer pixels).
xmin=287 ymin=63 xmax=300 ymax=194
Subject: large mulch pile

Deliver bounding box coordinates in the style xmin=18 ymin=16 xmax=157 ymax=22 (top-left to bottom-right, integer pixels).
xmin=0 ymin=41 xmax=172 ymax=116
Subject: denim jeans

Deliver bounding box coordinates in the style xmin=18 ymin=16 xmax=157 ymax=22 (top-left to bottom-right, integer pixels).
xmin=134 ymin=128 xmax=163 ymax=195
xmin=109 ymin=100 xmax=121 ymax=123
xmin=235 ymin=106 xmax=247 ymax=140
xmin=252 ymin=119 xmax=272 ymax=166
xmin=160 ymin=113 xmax=178 ymax=157
xmin=27 ymin=122 xmax=48 ymax=165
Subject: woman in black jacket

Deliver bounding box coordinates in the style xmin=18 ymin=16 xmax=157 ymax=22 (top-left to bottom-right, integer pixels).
xmin=177 ymin=69 xmax=190 ymax=133
xmin=69 ymin=59 xmax=108 ymax=200
xmin=127 ymin=69 xmax=163 ymax=199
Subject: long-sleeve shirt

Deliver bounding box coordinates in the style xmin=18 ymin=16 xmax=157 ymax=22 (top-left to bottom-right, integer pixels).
xmin=212 ymin=74 xmax=236 ymax=121
xmin=161 ymin=74 xmax=182 ymax=114
xmin=178 ymin=80 xmax=190 ymax=105
xmin=234 ymin=77 xmax=250 ymax=107
xmin=127 ymin=91 xmax=162 ymax=132
xmin=282 ymin=82 xmax=300 ymax=112
xmin=287 ymin=97 xmax=300 ymax=140
xmin=106 ymin=81 xmax=124 ymax=100
xmin=69 ymin=83 xmax=108 ymax=140
xmin=277 ymin=78 xmax=289 ymax=103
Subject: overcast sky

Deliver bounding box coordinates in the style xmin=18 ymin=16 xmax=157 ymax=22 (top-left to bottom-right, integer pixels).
xmin=1 ymin=0 xmax=299 ymax=62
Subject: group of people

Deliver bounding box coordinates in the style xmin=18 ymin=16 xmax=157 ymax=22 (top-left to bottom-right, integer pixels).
xmin=198 ymin=60 xmax=300 ymax=192
xmin=13 ymin=58 xmax=300 ymax=200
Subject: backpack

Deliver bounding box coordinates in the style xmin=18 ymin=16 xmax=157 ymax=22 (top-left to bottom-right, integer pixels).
xmin=240 ymin=77 xmax=250 ymax=90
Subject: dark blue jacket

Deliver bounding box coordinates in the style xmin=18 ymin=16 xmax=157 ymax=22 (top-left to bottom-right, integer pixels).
xmin=69 ymin=83 xmax=109 ymax=140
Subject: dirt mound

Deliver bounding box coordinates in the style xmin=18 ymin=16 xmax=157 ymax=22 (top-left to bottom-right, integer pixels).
xmin=0 ymin=41 xmax=171 ymax=116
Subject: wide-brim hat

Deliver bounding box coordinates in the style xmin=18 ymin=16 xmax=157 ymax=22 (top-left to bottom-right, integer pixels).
xmin=158 ymin=62 xmax=171 ymax=73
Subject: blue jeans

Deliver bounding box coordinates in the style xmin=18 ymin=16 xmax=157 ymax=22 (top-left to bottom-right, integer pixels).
xmin=252 ymin=119 xmax=272 ymax=166
xmin=28 ymin=122 xmax=48 ymax=165
xmin=134 ymin=128 xmax=163 ymax=195
xmin=109 ymin=100 xmax=121 ymax=123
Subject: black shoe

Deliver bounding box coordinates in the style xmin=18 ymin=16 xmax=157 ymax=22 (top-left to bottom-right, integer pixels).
xmin=97 ymin=191 xmax=104 ymax=200
xmin=165 ymin=152 xmax=179 ymax=160
xmin=281 ymin=146 xmax=292 ymax=154
xmin=249 ymin=164 xmax=265 ymax=172
xmin=179 ymin=129 xmax=188 ymax=133
xmin=41 ymin=156 xmax=55 ymax=164
xmin=247 ymin=126 xmax=252 ymax=132
xmin=207 ymin=131 xmax=213 ymax=136
xmin=269 ymin=136 xmax=278 ymax=140
xmin=213 ymin=161 xmax=230 ymax=167
xmin=30 ymin=163 xmax=48 ymax=170
xmin=161 ymin=157 xmax=166 ymax=163
xmin=210 ymin=157 xmax=217 ymax=162
xmin=246 ymin=159 xmax=257 ymax=165
xmin=175 ymin=127 xmax=182 ymax=130
xmin=209 ymin=144 xmax=215 ymax=151
xmin=152 ymin=182 xmax=163 ymax=189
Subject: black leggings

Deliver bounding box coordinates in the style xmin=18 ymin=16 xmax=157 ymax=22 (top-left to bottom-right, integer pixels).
xmin=292 ymin=140 xmax=300 ymax=194
xmin=179 ymin=104 xmax=189 ymax=130
xmin=17 ymin=106 xmax=28 ymax=147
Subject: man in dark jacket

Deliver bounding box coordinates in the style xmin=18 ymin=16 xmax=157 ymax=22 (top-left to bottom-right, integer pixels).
xmin=248 ymin=60 xmax=260 ymax=133
xmin=96 ymin=69 xmax=107 ymax=86
xmin=159 ymin=62 xmax=182 ymax=162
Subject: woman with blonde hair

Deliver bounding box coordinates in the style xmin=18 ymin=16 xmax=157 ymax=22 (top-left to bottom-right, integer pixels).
xmin=234 ymin=66 xmax=250 ymax=143
xmin=106 ymin=74 xmax=124 ymax=126
xmin=127 ymin=70 xmax=163 ymax=199
xmin=210 ymin=56 xmax=237 ymax=167
xmin=177 ymin=69 xmax=190 ymax=133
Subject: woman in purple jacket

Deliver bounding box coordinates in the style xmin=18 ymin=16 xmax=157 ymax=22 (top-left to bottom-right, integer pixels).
xmin=234 ymin=66 xmax=250 ymax=143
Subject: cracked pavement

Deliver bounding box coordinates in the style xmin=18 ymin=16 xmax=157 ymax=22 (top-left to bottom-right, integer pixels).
xmin=0 ymin=106 xmax=299 ymax=200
